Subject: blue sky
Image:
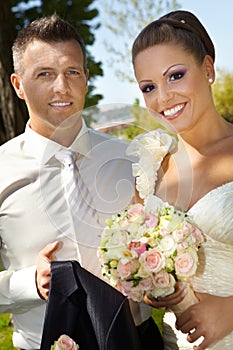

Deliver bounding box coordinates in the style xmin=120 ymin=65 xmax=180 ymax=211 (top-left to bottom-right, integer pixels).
xmin=90 ymin=1 xmax=233 ymax=107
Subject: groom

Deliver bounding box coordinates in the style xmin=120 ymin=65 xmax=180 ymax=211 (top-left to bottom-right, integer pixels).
xmin=0 ymin=13 xmax=163 ymax=350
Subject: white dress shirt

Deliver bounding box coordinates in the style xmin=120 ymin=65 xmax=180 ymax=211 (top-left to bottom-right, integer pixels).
xmin=0 ymin=120 xmax=151 ymax=349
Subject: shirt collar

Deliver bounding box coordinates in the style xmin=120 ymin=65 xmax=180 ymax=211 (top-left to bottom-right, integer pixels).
xmin=23 ymin=118 xmax=92 ymax=165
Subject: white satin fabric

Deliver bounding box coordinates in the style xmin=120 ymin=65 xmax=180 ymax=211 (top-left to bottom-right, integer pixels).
xmin=163 ymin=182 xmax=233 ymax=349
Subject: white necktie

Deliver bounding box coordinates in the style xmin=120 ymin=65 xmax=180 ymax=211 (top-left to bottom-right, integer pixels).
xmin=55 ymin=150 xmax=102 ymax=273
xmin=56 ymin=149 xmax=99 ymax=230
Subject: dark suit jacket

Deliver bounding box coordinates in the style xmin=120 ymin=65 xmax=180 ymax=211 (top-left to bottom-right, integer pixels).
xmin=40 ymin=260 xmax=143 ymax=350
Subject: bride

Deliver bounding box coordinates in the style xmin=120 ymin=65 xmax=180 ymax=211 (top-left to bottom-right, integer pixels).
xmin=127 ymin=10 xmax=233 ymax=350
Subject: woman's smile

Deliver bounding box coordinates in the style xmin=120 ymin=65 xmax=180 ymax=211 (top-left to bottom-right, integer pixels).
xmin=162 ymin=103 xmax=186 ymax=119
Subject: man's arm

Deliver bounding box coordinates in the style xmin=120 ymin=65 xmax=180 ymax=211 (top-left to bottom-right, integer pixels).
xmin=0 ymin=241 xmax=60 ymax=314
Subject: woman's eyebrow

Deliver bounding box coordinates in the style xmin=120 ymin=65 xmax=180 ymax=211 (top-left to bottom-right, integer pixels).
xmin=163 ymin=64 xmax=183 ymax=76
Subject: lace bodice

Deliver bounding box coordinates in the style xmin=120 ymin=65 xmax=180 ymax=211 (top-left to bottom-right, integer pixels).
xmin=127 ymin=129 xmax=233 ymax=349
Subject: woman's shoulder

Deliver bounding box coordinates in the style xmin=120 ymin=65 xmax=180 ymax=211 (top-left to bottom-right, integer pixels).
xmin=208 ymin=131 xmax=233 ymax=183
xmin=126 ymin=128 xmax=176 ymax=200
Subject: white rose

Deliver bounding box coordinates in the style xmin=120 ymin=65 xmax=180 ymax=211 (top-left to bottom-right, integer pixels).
xmin=158 ymin=236 xmax=177 ymax=256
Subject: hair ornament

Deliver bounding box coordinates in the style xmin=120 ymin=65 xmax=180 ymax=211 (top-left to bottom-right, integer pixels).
xmin=155 ymin=13 xmax=215 ymax=62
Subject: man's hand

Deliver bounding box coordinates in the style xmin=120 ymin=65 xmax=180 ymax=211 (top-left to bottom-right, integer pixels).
xmin=36 ymin=241 xmax=60 ymax=300
xmin=176 ymin=292 xmax=233 ymax=349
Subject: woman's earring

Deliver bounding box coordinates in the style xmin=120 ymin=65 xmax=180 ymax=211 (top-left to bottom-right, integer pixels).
xmin=208 ymin=77 xmax=213 ymax=84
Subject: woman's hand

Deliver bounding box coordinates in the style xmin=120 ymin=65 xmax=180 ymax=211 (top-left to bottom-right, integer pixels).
xmin=144 ymin=281 xmax=186 ymax=308
xmin=176 ymin=293 xmax=233 ymax=349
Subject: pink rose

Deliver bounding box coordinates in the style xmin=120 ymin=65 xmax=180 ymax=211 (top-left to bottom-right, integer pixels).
xmin=119 ymin=218 xmax=130 ymax=228
xmin=152 ymin=270 xmax=173 ymax=288
xmin=128 ymin=203 xmax=145 ymax=216
xmin=139 ymin=276 xmax=154 ymax=291
xmin=149 ymin=270 xmax=176 ymax=297
xmin=117 ymin=279 xmax=144 ymax=302
xmin=117 ymin=259 xmax=139 ymax=279
xmin=172 ymin=227 xmax=188 ymax=243
xmin=128 ymin=285 xmax=145 ymax=302
xmin=177 ymin=222 xmax=204 ymax=246
xmin=53 ymin=334 xmax=79 ymax=350
xmin=117 ymin=279 xmax=134 ymax=294
xmin=129 ymin=241 xmax=147 ymax=256
xmin=126 ymin=204 xmax=145 ymax=228
xmin=159 ymin=226 xmax=170 ymax=236
xmin=145 ymin=213 xmax=158 ymax=229
xmin=191 ymin=226 xmax=204 ymax=245
xmin=140 ymin=249 xmax=165 ymax=273
xmin=175 ymin=252 xmax=197 ymax=278
xmin=177 ymin=241 xmax=189 ymax=251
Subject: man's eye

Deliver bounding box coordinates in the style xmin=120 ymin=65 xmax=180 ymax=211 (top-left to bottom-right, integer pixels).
xmin=67 ymin=70 xmax=79 ymax=76
xmin=170 ymin=71 xmax=185 ymax=81
xmin=141 ymin=84 xmax=156 ymax=93
xmin=38 ymin=72 xmax=49 ymax=77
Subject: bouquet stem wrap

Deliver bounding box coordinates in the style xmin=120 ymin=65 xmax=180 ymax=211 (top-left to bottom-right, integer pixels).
xmin=170 ymin=284 xmax=199 ymax=317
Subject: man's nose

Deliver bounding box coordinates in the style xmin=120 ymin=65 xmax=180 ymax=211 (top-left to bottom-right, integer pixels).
xmin=53 ymin=74 xmax=70 ymax=94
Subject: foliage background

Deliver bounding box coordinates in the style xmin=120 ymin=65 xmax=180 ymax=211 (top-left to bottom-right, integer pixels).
xmin=0 ymin=1 xmax=233 ymax=348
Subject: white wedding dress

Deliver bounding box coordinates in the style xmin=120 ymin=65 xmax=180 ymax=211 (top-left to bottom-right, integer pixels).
xmin=126 ymin=129 xmax=233 ymax=350
xmin=163 ymin=181 xmax=233 ymax=349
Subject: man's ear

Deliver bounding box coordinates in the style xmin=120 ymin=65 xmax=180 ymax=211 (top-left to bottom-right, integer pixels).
xmin=10 ymin=73 xmax=25 ymax=100
xmin=85 ymin=69 xmax=89 ymax=92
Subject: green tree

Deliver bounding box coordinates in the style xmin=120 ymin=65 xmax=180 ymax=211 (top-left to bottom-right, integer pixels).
xmin=131 ymin=98 xmax=165 ymax=132
xmin=98 ymin=0 xmax=180 ymax=82
xmin=107 ymin=99 xmax=166 ymax=141
xmin=0 ymin=0 xmax=103 ymax=145
xmin=213 ymin=69 xmax=233 ymax=123
xmin=0 ymin=0 xmax=27 ymax=144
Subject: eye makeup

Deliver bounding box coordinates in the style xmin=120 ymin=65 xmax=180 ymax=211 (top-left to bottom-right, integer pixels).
xmin=167 ymin=67 xmax=187 ymax=83
xmin=139 ymin=65 xmax=187 ymax=94
xmin=140 ymin=83 xmax=157 ymax=93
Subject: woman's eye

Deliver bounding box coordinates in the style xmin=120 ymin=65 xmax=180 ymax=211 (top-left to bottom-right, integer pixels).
xmin=141 ymin=84 xmax=156 ymax=93
xmin=169 ymin=71 xmax=185 ymax=81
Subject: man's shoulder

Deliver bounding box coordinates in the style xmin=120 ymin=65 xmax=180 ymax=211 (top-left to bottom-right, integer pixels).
xmin=0 ymin=133 xmax=33 ymax=179
xmin=88 ymin=128 xmax=128 ymax=143
xmin=88 ymin=128 xmax=132 ymax=155
xmin=0 ymin=133 xmax=25 ymax=154
xmin=85 ymin=128 xmax=136 ymax=177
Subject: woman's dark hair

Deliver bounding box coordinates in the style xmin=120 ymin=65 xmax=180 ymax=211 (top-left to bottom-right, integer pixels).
xmin=132 ymin=10 xmax=215 ymax=65
xmin=12 ymin=13 xmax=87 ymax=74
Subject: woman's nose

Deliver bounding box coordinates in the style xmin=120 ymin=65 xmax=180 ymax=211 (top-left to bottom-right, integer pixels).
xmin=157 ymin=84 xmax=173 ymax=105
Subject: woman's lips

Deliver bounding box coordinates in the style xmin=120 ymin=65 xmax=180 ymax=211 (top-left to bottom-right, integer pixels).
xmin=162 ymin=103 xmax=185 ymax=119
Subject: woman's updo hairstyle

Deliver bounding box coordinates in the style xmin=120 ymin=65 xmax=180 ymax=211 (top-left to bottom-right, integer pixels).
xmin=132 ymin=10 xmax=215 ymax=65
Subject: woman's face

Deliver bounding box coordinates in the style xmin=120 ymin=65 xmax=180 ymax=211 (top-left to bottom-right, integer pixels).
xmin=134 ymin=43 xmax=214 ymax=134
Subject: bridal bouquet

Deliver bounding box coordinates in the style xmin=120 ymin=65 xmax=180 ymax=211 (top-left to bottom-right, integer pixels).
xmin=51 ymin=334 xmax=79 ymax=350
xmin=98 ymin=195 xmax=204 ymax=303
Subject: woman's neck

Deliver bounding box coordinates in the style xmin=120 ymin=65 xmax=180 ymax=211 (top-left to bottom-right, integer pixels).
xmin=177 ymin=114 xmax=233 ymax=154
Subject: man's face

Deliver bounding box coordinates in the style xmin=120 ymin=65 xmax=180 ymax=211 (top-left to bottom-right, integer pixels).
xmin=11 ymin=39 xmax=88 ymax=139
